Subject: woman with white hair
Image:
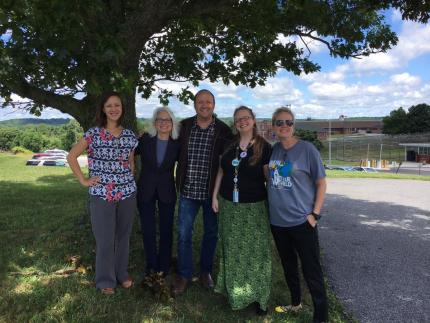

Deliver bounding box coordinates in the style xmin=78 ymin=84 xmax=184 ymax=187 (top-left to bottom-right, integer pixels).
xmin=135 ymin=106 xmax=180 ymax=281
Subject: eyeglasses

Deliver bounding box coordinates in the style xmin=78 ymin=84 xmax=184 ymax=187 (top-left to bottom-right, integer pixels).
xmin=274 ymin=119 xmax=294 ymax=127
xmin=155 ymin=118 xmax=172 ymax=124
xmin=234 ymin=115 xmax=252 ymax=124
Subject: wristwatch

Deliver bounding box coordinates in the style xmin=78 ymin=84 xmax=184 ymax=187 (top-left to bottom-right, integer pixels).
xmin=311 ymin=211 xmax=321 ymax=221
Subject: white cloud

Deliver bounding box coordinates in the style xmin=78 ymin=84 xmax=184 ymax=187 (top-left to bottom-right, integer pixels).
xmin=300 ymin=64 xmax=349 ymax=83
xmin=277 ymin=32 xmax=327 ymax=55
xmin=252 ymin=77 xmax=303 ymax=103
xmin=352 ymin=21 xmax=430 ymax=72
xmin=207 ymin=82 xmax=243 ymax=101
xmin=390 ymin=73 xmax=421 ymax=86
xmin=308 ymin=82 xmax=360 ymax=99
xmin=391 ymin=9 xmax=403 ymax=23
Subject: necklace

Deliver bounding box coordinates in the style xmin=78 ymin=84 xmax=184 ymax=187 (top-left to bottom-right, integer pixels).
xmin=231 ymin=140 xmax=253 ymax=203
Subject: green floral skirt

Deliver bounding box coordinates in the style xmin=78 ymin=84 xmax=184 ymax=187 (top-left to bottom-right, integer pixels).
xmin=215 ymin=197 xmax=272 ymax=310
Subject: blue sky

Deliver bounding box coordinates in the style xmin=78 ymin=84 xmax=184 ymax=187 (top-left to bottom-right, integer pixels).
xmin=1 ymin=10 xmax=430 ymax=121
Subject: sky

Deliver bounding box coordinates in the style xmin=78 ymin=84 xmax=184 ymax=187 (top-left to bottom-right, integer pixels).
xmin=1 ymin=10 xmax=430 ymax=121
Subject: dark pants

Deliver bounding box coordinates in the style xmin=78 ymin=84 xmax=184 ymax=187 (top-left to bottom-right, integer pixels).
xmin=177 ymin=196 xmax=218 ymax=279
xmin=271 ymin=222 xmax=328 ymax=323
xmin=138 ymin=192 xmax=176 ymax=275
xmin=90 ymin=193 xmax=136 ymax=289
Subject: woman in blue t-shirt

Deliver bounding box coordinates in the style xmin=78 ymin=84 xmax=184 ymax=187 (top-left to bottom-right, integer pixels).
xmin=68 ymin=91 xmax=138 ymax=295
xmin=267 ymin=106 xmax=328 ymax=323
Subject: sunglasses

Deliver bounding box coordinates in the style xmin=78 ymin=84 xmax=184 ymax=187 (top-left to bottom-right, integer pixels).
xmin=274 ymin=119 xmax=294 ymax=127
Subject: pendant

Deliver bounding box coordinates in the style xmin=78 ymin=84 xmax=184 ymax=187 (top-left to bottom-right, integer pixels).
xmin=233 ymin=177 xmax=238 ymax=183
xmin=233 ymin=188 xmax=239 ymax=203
xmin=240 ymin=151 xmax=247 ymax=158
xmin=232 ymin=159 xmax=240 ymax=167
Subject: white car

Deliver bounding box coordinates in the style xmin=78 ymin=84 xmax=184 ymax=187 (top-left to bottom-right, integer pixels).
xmin=26 ymin=158 xmax=69 ymax=166
xmin=44 ymin=149 xmax=68 ymax=158
xmin=26 ymin=149 xmax=69 ymax=167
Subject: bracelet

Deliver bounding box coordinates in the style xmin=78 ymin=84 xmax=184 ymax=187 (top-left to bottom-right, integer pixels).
xmin=311 ymin=211 xmax=321 ymax=221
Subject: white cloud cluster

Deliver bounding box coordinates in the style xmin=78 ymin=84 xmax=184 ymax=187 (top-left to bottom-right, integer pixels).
xmin=1 ymin=11 xmax=429 ymax=122
xmin=304 ymin=72 xmax=429 ymax=117
xmin=352 ymin=20 xmax=430 ymax=72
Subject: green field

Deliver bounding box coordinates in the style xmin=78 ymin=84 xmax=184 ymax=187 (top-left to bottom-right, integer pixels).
xmin=0 ymin=153 xmax=353 ymax=322
xmin=326 ymin=169 xmax=430 ymax=180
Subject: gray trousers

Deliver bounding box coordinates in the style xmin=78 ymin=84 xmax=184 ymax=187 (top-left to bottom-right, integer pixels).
xmin=89 ymin=193 xmax=136 ymax=289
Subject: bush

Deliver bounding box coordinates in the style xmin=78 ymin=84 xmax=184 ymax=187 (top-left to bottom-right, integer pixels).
xmin=11 ymin=146 xmax=33 ymax=154
xmin=0 ymin=128 xmax=20 ymax=151
xmin=295 ymin=128 xmax=323 ymax=150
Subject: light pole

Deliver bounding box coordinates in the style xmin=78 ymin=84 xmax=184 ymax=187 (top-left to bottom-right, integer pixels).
xmin=328 ymin=118 xmax=332 ymax=165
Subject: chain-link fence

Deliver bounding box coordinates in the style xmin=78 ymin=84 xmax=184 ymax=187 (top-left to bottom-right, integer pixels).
xmin=320 ymin=133 xmax=430 ymax=163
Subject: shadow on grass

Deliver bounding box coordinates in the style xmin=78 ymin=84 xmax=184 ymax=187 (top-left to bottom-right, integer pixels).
xmin=1 ymin=174 xmax=346 ymax=322
xmin=36 ymin=173 xmax=80 ymax=184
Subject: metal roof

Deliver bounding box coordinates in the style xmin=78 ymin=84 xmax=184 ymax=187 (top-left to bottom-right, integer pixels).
xmin=399 ymin=143 xmax=430 ymax=148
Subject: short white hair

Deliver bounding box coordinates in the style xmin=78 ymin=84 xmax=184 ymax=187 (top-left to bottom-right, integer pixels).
xmin=147 ymin=106 xmax=180 ymax=140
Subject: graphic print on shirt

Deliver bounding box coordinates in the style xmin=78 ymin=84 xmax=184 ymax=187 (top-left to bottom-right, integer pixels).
xmin=269 ymin=159 xmax=294 ymax=190
xmin=84 ymin=127 xmax=138 ymax=201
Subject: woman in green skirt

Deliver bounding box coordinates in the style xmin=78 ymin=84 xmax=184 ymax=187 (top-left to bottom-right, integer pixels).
xmin=212 ymin=105 xmax=272 ymax=315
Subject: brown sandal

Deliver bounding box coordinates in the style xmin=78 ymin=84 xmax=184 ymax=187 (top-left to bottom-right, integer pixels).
xmin=100 ymin=287 xmax=115 ymax=295
xmin=121 ymin=279 xmax=133 ymax=289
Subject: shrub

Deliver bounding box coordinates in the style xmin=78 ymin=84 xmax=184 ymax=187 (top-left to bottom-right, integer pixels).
xmin=11 ymin=146 xmax=33 ymax=154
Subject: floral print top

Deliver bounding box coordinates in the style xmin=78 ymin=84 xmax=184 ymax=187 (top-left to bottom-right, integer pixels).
xmin=84 ymin=127 xmax=138 ymax=202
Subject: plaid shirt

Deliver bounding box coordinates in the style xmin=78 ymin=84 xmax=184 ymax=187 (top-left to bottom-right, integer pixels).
xmin=182 ymin=118 xmax=216 ymax=200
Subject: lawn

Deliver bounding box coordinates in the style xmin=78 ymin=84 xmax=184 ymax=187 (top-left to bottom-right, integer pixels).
xmin=326 ymin=169 xmax=430 ymax=181
xmin=0 ymin=152 xmax=351 ymax=323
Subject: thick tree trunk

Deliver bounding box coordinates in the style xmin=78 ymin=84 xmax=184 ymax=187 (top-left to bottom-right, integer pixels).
xmin=121 ymin=91 xmax=137 ymax=132
xmin=68 ymin=97 xmax=97 ymax=132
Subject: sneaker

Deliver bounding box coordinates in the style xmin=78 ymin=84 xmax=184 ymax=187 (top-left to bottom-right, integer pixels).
xmin=275 ymin=303 xmax=303 ymax=314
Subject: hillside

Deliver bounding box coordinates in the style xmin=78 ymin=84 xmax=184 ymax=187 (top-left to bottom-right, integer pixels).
xmin=0 ymin=118 xmax=71 ymax=127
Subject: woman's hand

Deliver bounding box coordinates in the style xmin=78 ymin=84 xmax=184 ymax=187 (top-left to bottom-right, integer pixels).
xmin=80 ymin=176 xmax=100 ymax=187
xmin=212 ymin=197 xmax=219 ymax=214
xmin=307 ymin=214 xmax=317 ymax=228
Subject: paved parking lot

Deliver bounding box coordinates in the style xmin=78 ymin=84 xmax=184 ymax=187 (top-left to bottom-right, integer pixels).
xmin=320 ymin=178 xmax=430 ymax=323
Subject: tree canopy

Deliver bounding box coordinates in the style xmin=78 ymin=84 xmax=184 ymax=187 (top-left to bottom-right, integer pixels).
xmin=1 ymin=0 xmax=430 ymax=129
xmin=383 ymin=103 xmax=430 ymax=134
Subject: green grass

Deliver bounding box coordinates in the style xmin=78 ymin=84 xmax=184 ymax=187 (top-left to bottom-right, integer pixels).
xmin=326 ymin=170 xmax=430 ymax=181
xmin=0 ymin=152 xmax=351 ymax=322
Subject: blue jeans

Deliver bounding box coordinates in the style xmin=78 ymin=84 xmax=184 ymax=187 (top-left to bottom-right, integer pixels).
xmin=177 ymin=196 xmax=218 ymax=279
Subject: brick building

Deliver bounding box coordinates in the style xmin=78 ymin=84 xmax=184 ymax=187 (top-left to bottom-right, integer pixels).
xmin=256 ymin=119 xmax=383 ymax=141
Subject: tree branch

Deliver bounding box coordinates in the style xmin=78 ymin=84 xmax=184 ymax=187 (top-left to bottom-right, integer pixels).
xmin=1 ymin=78 xmax=88 ymax=119
xmin=296 ymin=30 xmax=384 ymax=58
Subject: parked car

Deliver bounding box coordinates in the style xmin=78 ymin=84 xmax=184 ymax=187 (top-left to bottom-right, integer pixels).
xmin=325 ymin=165 xmax=355 ymax=171
xmin=26 ymin=158 xmax=68 ymax=167
xmin=351 ymin=166 xmax=378 ymax=173
xmin=44 ymin=149 xmax=68 ymax=157
xmin=26 ymin=149 xmax=69 ymax=167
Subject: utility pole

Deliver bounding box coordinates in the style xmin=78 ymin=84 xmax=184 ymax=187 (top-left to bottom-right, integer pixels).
xmin=328 ymin=118 xmax=332 ymax=165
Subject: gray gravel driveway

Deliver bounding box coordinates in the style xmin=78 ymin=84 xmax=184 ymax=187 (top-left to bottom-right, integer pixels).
xmin=320 ymin=178 xmax=430 ymax=323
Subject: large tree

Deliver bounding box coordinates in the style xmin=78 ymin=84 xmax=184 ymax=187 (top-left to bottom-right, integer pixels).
xmin=1 ymin=0 xmax=429 ymax=130
xmin=383 ymin=104 xmax=430 ymax=134
xmin=382 ymin=107 xmax=408 ymax=134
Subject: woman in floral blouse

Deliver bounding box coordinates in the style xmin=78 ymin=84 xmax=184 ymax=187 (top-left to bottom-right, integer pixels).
xmin=68 ymin=91 xmax=138 ymax=295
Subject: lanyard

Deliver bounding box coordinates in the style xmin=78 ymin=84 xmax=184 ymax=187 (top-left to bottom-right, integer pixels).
xmin=231 ymin=141 xmax=252 ymax=203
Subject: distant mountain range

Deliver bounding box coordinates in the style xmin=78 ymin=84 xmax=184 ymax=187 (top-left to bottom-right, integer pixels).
xmin=0 ymin=118 xmax=72 ymax=126
xmin=0 ymin=116 xmax=383 ymax=127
